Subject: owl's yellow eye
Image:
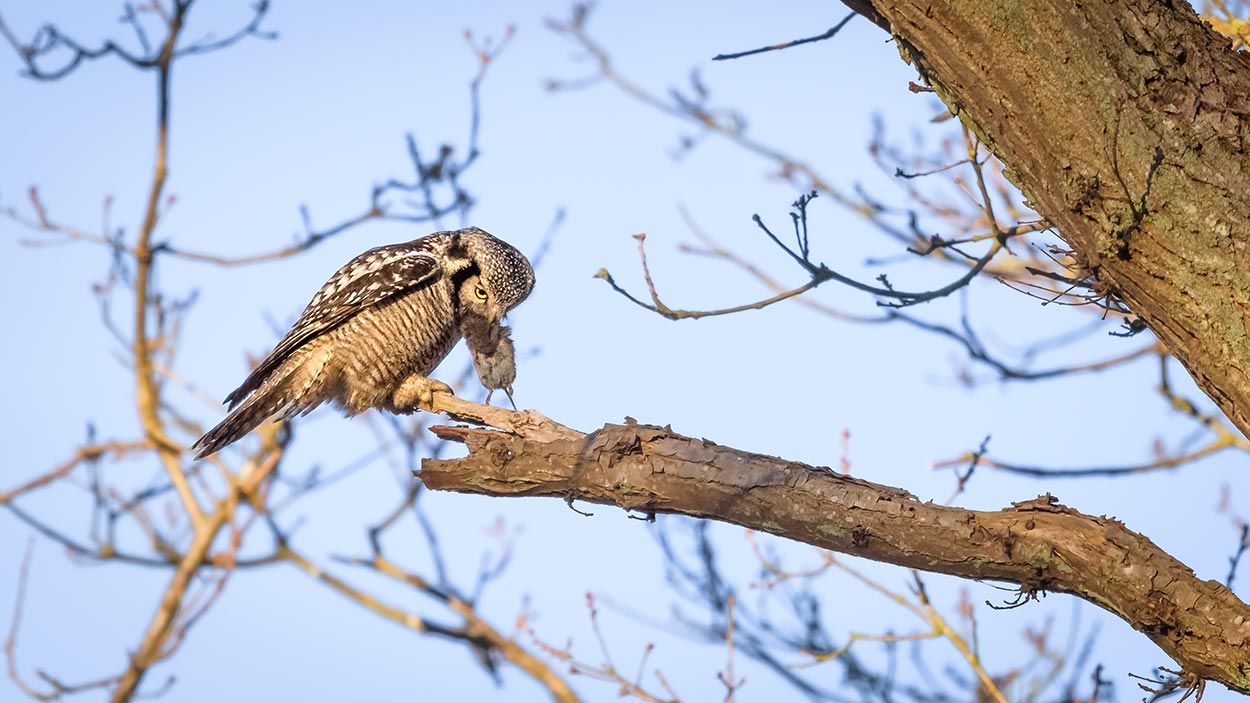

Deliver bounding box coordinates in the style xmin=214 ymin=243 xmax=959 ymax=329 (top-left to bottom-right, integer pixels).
xmin=475 ymin=286 xmax=488 ymax=300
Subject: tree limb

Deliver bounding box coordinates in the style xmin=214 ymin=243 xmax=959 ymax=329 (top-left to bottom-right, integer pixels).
xmin=418 ymin=399 xmax=1250 ymax=695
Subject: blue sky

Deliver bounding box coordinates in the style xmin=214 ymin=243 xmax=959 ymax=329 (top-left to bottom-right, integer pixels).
xmin=2 ymin=1 xmax=1246 ymax=702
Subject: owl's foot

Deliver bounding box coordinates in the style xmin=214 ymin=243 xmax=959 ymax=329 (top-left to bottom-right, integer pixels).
xmin=391 ymin=376 xmax=454 ymax=413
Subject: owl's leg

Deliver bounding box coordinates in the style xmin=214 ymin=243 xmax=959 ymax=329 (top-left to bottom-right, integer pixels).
xmin=390 ymin=374 xmax=453 ymax=413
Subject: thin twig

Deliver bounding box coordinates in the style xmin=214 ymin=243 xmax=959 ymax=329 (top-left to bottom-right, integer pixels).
xmin=712 ymin=13 xmax=855 ymax=61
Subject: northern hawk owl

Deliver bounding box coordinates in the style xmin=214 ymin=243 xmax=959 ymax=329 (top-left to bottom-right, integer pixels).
xmin=193 ymin=227 xmax=535 ymax=458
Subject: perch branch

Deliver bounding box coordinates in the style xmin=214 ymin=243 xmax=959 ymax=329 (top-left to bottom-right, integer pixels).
xmin=416 ymin=402 xmax=1250 ymax=695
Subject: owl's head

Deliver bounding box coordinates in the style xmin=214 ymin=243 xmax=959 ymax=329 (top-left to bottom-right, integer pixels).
xmin=454 ymin=227 xmax=536 ymax=324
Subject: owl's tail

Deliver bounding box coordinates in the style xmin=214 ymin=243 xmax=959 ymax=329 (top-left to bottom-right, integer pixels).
xmin=192 ymin=392 xmax=277 ymax=459
xmin=193 ymin=352 xmax=331 ymax=459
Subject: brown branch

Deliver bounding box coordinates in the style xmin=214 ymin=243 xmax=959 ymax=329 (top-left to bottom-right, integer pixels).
xmin=112 ymin=6 xmax=219 ymax=700
xmin=717 ymin=595 xmax=743 ymax=701
xmin=127 ymin=4 xmax=203 ymax=531
xmin=283 ymin=545 xmax=582 ymax=703
xmin=366 ymin=555 xmax=582 ymax=703
xmin=595 ymin=262 xmax=824 ymax=321
xmin=521 ymin=594 xmax=678 ymax=703
xmin=416 ymin=403 xmax=1250 ymax=695
xmin=0 ymin=440 xmax=151 ymax=504
xmin=111 ymin=506 xmax=229 ymax=702
xmin=770 ymin=549 xmax=1005 ymax=701
xmin=5 ymin=541 xmax=58 ymax=701
xmin=282 ymin=545 xmax=448 ymax=633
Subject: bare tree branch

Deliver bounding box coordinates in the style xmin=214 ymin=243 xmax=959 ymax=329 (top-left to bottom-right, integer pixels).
xmin=417 ymin=398 xmax=1250 ymax=695
xmin=712 ymin=13 xmax=856 ymax=62
xmin=0 ymin=0 xmax=272 ymax=80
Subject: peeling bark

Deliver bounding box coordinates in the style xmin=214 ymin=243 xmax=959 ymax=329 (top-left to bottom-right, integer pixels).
xmin=847 ymin=0 xmax=1250 ymax=438
xmin=418 ymin=398 xmax=1250 ymax=694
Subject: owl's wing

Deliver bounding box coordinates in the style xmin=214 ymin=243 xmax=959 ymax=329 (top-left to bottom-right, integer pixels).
xmin=224 ymin=240 xmax=443 ymax=407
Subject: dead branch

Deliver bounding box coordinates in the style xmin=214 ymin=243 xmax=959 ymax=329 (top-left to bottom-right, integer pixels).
xmin=417 ymin=402 xmax=1250 ymax=695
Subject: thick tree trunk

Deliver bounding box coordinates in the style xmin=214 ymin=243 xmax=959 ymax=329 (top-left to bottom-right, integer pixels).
xmin=418 ymin=398 xmax=1250 ymax=694
xmin=847 ymin=0 xmax=1250 ymax=438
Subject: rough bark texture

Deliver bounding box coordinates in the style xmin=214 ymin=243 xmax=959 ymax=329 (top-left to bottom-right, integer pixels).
xmin=851 ymin=0 xmax=1250 ymax=438
xmin=418 ymin=398 xmax=1250 ymax=694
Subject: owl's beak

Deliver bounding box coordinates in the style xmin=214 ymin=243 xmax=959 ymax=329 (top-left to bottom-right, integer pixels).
xmin=487 ymin=310 xmax=498 ymax=326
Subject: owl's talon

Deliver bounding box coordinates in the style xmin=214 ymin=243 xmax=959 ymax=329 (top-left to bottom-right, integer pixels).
xmin=392 ymin=376 xmax=453 ymax=413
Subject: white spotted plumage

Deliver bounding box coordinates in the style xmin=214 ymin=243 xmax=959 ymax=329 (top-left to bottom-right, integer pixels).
xmin=193 ymin=227 xmax=535 ymax=458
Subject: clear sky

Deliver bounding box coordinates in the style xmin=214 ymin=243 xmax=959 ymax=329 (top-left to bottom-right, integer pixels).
xmin=2 ymin=1 xmax=1246 ymax=702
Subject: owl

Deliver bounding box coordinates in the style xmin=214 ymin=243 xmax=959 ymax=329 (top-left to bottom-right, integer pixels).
xmin=192 ymin=227 xmax=535 ymax=458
